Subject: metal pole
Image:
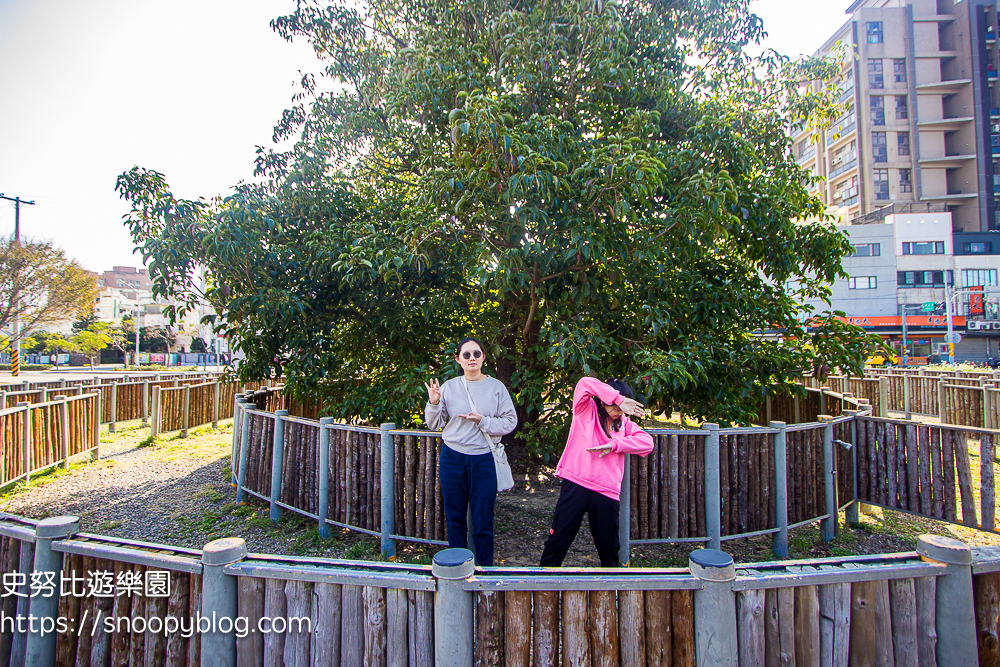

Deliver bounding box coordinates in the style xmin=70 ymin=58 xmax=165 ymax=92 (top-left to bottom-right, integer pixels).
xmin=10 ymin=538 xmax=33 ymax=666
xmin=771 ymin=421 xmax=789 ymax=558
xmin=690 ymin=549 xmax=738 ymax=665
xmin=618 ymin=453 xmax=631 ymax=566
xmin=150 ymin=385 xmax=161 ymax=438
xmin=380 ymin=422 xmax=396 ymax=558
xmin=24 ymin=516 xmax=79 ymax=667
xmin=200 ymin=537 xmax=247 ymax=667
xmin=917 ymin=534 xmax=977 ymax=664
xmin=181 ymin=384 xmax=191 ymax=438
xmin=212 ymin=381 xmax=220 ymax=428
xmin=3 ymin=194 xmax=36 ymax=379
xmin=236 ymin=403 xmax=256 ymax=505
xmin=843 ymin=409 xmax=860 ymax=525
xmin=703 ymin=423 xmax=721 ymax=551
xmin=819 ymin=415 xmax=837 ymax=542
xmin=902 ymin=305 xmax=909 ymax=367
xmin=904 ymin=374 xmax=912 ymax=419
xmin=269 ymin=410 xmax=289 ymax=521
xmin=230 ymin=397 xmax=245 ymax=484
xmin=945 ymin=280 xmax=956 ymax=364
xmin=432 ymin=549 xmax=475 ymax=667
xmin=318 ymin=418 xmax=334 ymax=537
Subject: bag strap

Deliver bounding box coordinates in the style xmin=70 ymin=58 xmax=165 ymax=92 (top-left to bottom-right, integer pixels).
xmin=461 ymin=378 xmax=499 ymax=448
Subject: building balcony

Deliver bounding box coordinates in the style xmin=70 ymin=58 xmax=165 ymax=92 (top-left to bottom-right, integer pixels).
xmin=915 ymin=79 xmax=972 ymax=95
xmin=917 ymin=116 xmax=975 ymax=131
xmin=915 ymin=50 xmax=959 ymax=59
xmin=827 ymin=124 xmax=856 ymax=146
xmin=920 ymin=192 xmax=978 ymax=201
xmin=837 ymin=86 xmax=855 ymax=103
xmin=796 ymin=147 xmax=817 ymax=163
xmin=840 ymin=195 xmax=859 ymax=206
xmin=918 ymin=154 xmax=977 ymax=167
xmin=829 ymin=157 xmax=858 ymax=179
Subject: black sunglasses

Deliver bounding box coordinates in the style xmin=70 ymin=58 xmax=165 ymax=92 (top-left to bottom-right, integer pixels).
xmin=460 ymin=350 xmax=482 ymax=360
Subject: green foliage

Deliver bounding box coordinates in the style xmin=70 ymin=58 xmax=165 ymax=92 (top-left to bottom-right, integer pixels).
xmin=190 ymin=337 xmax=208 ymax=353
xmin=0 ymin=236 xmax=97 ymax=343
xmin=116 ymin=0 xmax=880 ymax=454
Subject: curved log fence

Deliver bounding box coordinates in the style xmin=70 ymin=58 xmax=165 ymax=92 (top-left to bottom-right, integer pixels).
xmin=231 ymin=388 xmax=867 ymax=559
xmin=5 ymin=510 xmax=1000 ymax=665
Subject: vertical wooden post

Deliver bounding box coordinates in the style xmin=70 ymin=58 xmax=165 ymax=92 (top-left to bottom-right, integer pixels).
xmin=690 ymin=549 xmax=738 ymax=665
xmin=92 ymin=390 xmax=101 ymax=460
xmin=150 ymin=386 xmax=161 ymax=438
xmin=819 ymin=387 xmax=828 ymax=417
xmin=200 ymin=537 xmax=247 ymax=667
xmin=317 ymin=418 xmax=334 ymax=537
xmin=939 ymin=381 xmax=947 ymax=425
xmin=793 ymin=395 xmax=801 ymax=424
xmin=432 ymin=549 xmax=474 ymax=667
xmin=269 ymin=410 xmax=289 ymax=522
xmin=765 ymin=396 xmax=772 ymax=424
xmin=181 ymin=384 xmax=191 ymax=438
xmin=58 ymin=397 xmax=69 ymax=471
xmin=917 ymin=535 xmax=977 ymax=664
xmin=212 ymin=381 xmax=220 ymax=428
xmin=229 ymin=397 xmax=243 ymax=484
xmin=17 ymin=402 xmax=31 ymax=482
xmin=38 ymin=387 xmax=46 ymax=404
xmin=904 ymin=374 xmax=912 ymax=419
xmin=380 ymin=422 xmax=396 ymax=559
xmin=109 ymin=381 xmax=117 ymax=433
xmin=984 ymin=385 xmax=994 ymax=431
xmin=878 ymin=377 xmax=889 ymax=417
xmin=771 ymin=421 xmax=789 ymax=558
xmin=141 ymin=380 xmax=149 ymax=427
xmin=703 ymin=423 xmax=721 ymax=551
xmin=819 ymin=415 xmax=837 ymax=542
xmin=618 ymin=454 xmax=631 ymax=566
xmin=235 ymin=403 xmax=256 ymax=505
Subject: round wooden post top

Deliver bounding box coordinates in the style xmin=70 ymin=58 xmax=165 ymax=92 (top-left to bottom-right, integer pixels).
xmin=432 ymin=548 xmax=475 ymax=580
xmin=917 ymin=534 xmax=971 ymax=565
xmin=202 ymin=537 xmax=247 ymax=566
xmin=689 ymin=549 xmax=736 ymax=582
xmin=36 ymin=516 xmax=79 ymax=539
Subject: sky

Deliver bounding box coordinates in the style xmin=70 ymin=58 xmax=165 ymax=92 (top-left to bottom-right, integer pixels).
xmin=0 ymin=0 xmax=851 ymax=274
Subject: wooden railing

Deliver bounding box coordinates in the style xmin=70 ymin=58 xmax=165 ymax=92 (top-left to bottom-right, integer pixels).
xmin=4 ymin=511 xmax=999 ymax=665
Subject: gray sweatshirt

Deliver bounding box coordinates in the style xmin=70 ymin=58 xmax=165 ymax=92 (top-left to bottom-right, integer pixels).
xmin=424 ymin=375 xmax=518 ymax=455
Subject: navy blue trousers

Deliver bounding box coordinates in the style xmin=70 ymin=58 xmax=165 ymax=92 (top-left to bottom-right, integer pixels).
xmin=439 ymin=444 xmax=497 ymax=566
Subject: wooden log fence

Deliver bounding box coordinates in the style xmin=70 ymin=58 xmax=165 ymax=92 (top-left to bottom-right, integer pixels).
xmin=0 ymin=393 xmax=100 ymax=489
xmin=149 ymin=381 xmax=240 ymax=437
xmin=3 ymin=509 xmax=1000 ymax=665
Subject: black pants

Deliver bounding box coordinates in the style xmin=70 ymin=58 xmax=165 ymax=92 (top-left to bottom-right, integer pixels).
xmin=539 ymin=479 xmax=620 ymax=567
xmin=439 ymin=444 xmax=497 ymax=566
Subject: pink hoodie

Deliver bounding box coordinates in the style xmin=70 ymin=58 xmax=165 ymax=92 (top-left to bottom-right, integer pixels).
xmin=554 ymin=377 xmax=655 ymax=500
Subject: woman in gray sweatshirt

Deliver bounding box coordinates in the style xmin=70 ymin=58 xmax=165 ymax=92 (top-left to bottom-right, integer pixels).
xmin=424 ymin=337 xmax=517 ymax=565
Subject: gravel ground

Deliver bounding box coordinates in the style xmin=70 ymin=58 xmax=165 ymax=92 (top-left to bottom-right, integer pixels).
xmin=3 ymin=420 xmax=998 ymax=567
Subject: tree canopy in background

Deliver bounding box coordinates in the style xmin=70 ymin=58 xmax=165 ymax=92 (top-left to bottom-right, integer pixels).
xmin=0 ymin=236 xmax=98 ymax=346
xmin=117 ymin=0 xmax=879 ymax=454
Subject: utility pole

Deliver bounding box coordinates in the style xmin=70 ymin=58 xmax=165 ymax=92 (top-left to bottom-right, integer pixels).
xmin=0 ymin=194 xmax=36 ymax=377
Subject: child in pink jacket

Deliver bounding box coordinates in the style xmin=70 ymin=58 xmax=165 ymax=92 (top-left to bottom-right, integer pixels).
xmin=539 ymin=377 xmax=653 ymax=567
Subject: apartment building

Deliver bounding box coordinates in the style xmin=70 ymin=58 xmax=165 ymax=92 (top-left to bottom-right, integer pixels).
xmin=798 ymin=0 xmax=1000 ymax=230
xmin=794 ymin=0 xmax=1000 ymax=361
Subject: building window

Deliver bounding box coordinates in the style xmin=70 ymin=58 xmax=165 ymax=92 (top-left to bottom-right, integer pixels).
xmin=964 ymin=242 xmax=993 ymax=253
xmin=867 ymin=22 xmax=884 ymax=44
xmin=902 ymin=241 xmax=946 ymax=254
xmin=899 ymin=168 xmax=912 ymax=193
xmin=874 ymin=168 xmax=890 ymax=199
xmin=895 ymin=96 xmax=908 ymax=120
xmin=898 ymin=132 xmax=910 ymax=156
xmin=851 ymin=243 xmax=881 ymax=257
xmin=898 ymin=270 xmax=953 ymax=286
xmin=894 ymin=58 xmax=907 ymax=83
xmin=962 ymin=269 xmax=998 ymax=286
xmin=849 ymin=276 xmax=878 ymax=289
xmin=868 ymin=59 xmax=884 ymax=89
xmin=873 ymin=133 xmax=888 ymax=163
xmin=871 ymin=97 xmax=885 ymax=126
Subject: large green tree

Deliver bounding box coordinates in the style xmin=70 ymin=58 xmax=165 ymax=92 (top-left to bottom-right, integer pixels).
xmin=118 ymin=0 xmax=878 ymax=453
